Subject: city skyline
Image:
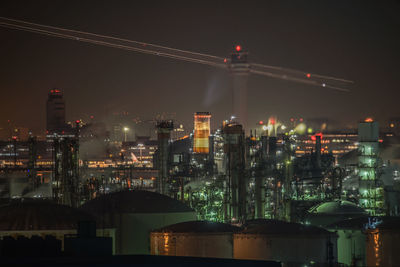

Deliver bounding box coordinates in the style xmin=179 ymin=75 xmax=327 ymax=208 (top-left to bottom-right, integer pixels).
xmin=1 ymin=0 xmax=400 ymax=133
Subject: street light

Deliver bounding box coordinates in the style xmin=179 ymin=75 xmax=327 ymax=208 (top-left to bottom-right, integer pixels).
xmin=123 ymin=127 xmax=129 ymax=142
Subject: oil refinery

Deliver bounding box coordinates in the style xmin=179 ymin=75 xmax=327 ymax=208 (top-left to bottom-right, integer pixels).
xmin=0 ymin=9 xmax=400 ymax=266
xmin=1 ymin=89 xmax=400 ymax=265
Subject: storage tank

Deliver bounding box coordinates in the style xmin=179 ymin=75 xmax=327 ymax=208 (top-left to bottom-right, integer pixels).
xmin=365 ymin=217 xmax=400 ymax=266
xmin=233 ymin=219 xmax=337 ymax=266
xmin=0 ymin=199 xmax=113 ymax=250
xmin=326 ymin=217 xmax=369 ymax=267
xmin=151 ymin=221 xmax=241 ymax=258
xmin=306 ymin=200 xmax=367 ymax=227
xmin=81 ymin=190 xmax=197 ymax=255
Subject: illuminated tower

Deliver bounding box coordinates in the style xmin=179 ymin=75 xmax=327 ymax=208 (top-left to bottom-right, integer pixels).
xmin=46 ymin=89 xmax=66 ymax=134
xmin=193 ymin=112 xmax=211 ymax=154
xmin=358 ymin=118 xmax=384 ymax=216
xmin=229 ymin=45 xmax=250 ymax=135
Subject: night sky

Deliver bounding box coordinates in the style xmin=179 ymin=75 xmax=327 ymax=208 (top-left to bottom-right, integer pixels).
xmin=1 ymin=0 xmax=399 ymax=133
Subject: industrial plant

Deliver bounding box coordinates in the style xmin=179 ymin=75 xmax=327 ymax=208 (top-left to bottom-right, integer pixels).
xmin=1 ymin=10 xmax=400 ymax=267
xmin=1 ymin=81 xmax=400 ymax=266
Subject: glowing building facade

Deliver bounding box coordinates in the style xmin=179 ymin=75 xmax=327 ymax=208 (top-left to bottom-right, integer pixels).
xmin=358 ymin=119 xmax=384 ymax=216
xmin=193 ymin=112 xmax=211 ymax=154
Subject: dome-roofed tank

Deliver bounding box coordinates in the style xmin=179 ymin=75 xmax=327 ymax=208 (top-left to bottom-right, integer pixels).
xmin=81 ymin=190 xmax=194 ymax=214
xmin=0 ymin=199 xmax=94 ymax=231
xmin=81 ymin=190 xmax=197 ymax=255
xmin=233 ymin=219 xmax=337 ymax=266
xmin=151 ymin=221 xmax=241 ymax=258
xmin=306 ymin=200 xmax=367 ymax=227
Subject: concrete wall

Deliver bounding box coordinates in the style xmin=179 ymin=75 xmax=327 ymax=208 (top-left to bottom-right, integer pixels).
xmin=0 ymin=228 xmax=115 ymax=253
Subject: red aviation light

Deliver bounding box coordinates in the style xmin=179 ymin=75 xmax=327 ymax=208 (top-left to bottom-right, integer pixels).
xmin=269 ymin=117 xmax=276 ymax=125
xmin=259 ymin=120 xmax=264 ymax=125
xmin=306 ymin=73 xmax=311 ymax=78
xmin=235 ymin=45 xmax=242 ymax=52
xmin=311 ymin=132 xmax=323 ymax=141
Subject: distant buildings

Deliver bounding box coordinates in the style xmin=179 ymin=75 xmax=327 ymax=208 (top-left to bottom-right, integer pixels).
xmin=46 ymin=89 xmax=70 ymax=135
xmin=295 ymin=132 xmax=358 ymax=158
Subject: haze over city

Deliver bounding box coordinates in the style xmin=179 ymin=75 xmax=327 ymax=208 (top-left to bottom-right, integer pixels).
xmin=1 ymin=0 xmax=400 ymax=134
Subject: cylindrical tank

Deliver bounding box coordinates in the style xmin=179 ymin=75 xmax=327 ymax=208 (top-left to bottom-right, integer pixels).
xmin=233 ymin=219 xmax=337 ymax=266
xmin=365 ymin=217 xmax=400 ymax=266
xmin=81 ymin=190 xmax=197 ymax=255
xmin=151 ymin=221 xmax=241 ymax=258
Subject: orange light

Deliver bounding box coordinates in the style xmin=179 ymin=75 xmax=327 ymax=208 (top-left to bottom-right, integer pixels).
xmin=365 ymin=117 xmax=374 ymax=122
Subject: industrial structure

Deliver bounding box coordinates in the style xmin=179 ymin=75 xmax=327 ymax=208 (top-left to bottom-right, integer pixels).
xmin=229 ymin=46 xmax=250 ymax=132
xmin=193 ymin=112 xmax=211 ymax=154
xmin=1 ymin=17 xmax=400 ymax=265
xmin=358 ymin=119 xmax=384 ymax=216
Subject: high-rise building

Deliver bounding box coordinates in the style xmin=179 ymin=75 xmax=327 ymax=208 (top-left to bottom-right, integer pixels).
xmin=46 ymin=89 xmax=66 ymax=134
xmin=193 ymin=112 xmax=211 ymax=154
xmin=358 ymin=118 xmax=384 ymax=216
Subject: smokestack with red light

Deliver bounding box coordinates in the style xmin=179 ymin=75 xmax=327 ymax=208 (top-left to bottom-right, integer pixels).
xmin=229 ymin=45 xmax=250 ymax=135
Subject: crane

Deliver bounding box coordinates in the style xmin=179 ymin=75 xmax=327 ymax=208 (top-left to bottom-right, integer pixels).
xmin=0 ymin=16 xmax=353 ymax=132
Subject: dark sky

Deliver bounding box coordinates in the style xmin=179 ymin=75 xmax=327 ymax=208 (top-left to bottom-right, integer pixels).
xmin=1 ymin=0 xmax=400 ymax=133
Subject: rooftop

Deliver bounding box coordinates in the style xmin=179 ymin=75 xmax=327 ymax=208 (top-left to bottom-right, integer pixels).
xmin=0 ymin=199 xmax=94 ymax=231
xmin=153 ymin=221 xmax=242 ymax=233
xmin=80 ymin=190 xmax=194 ymax=214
